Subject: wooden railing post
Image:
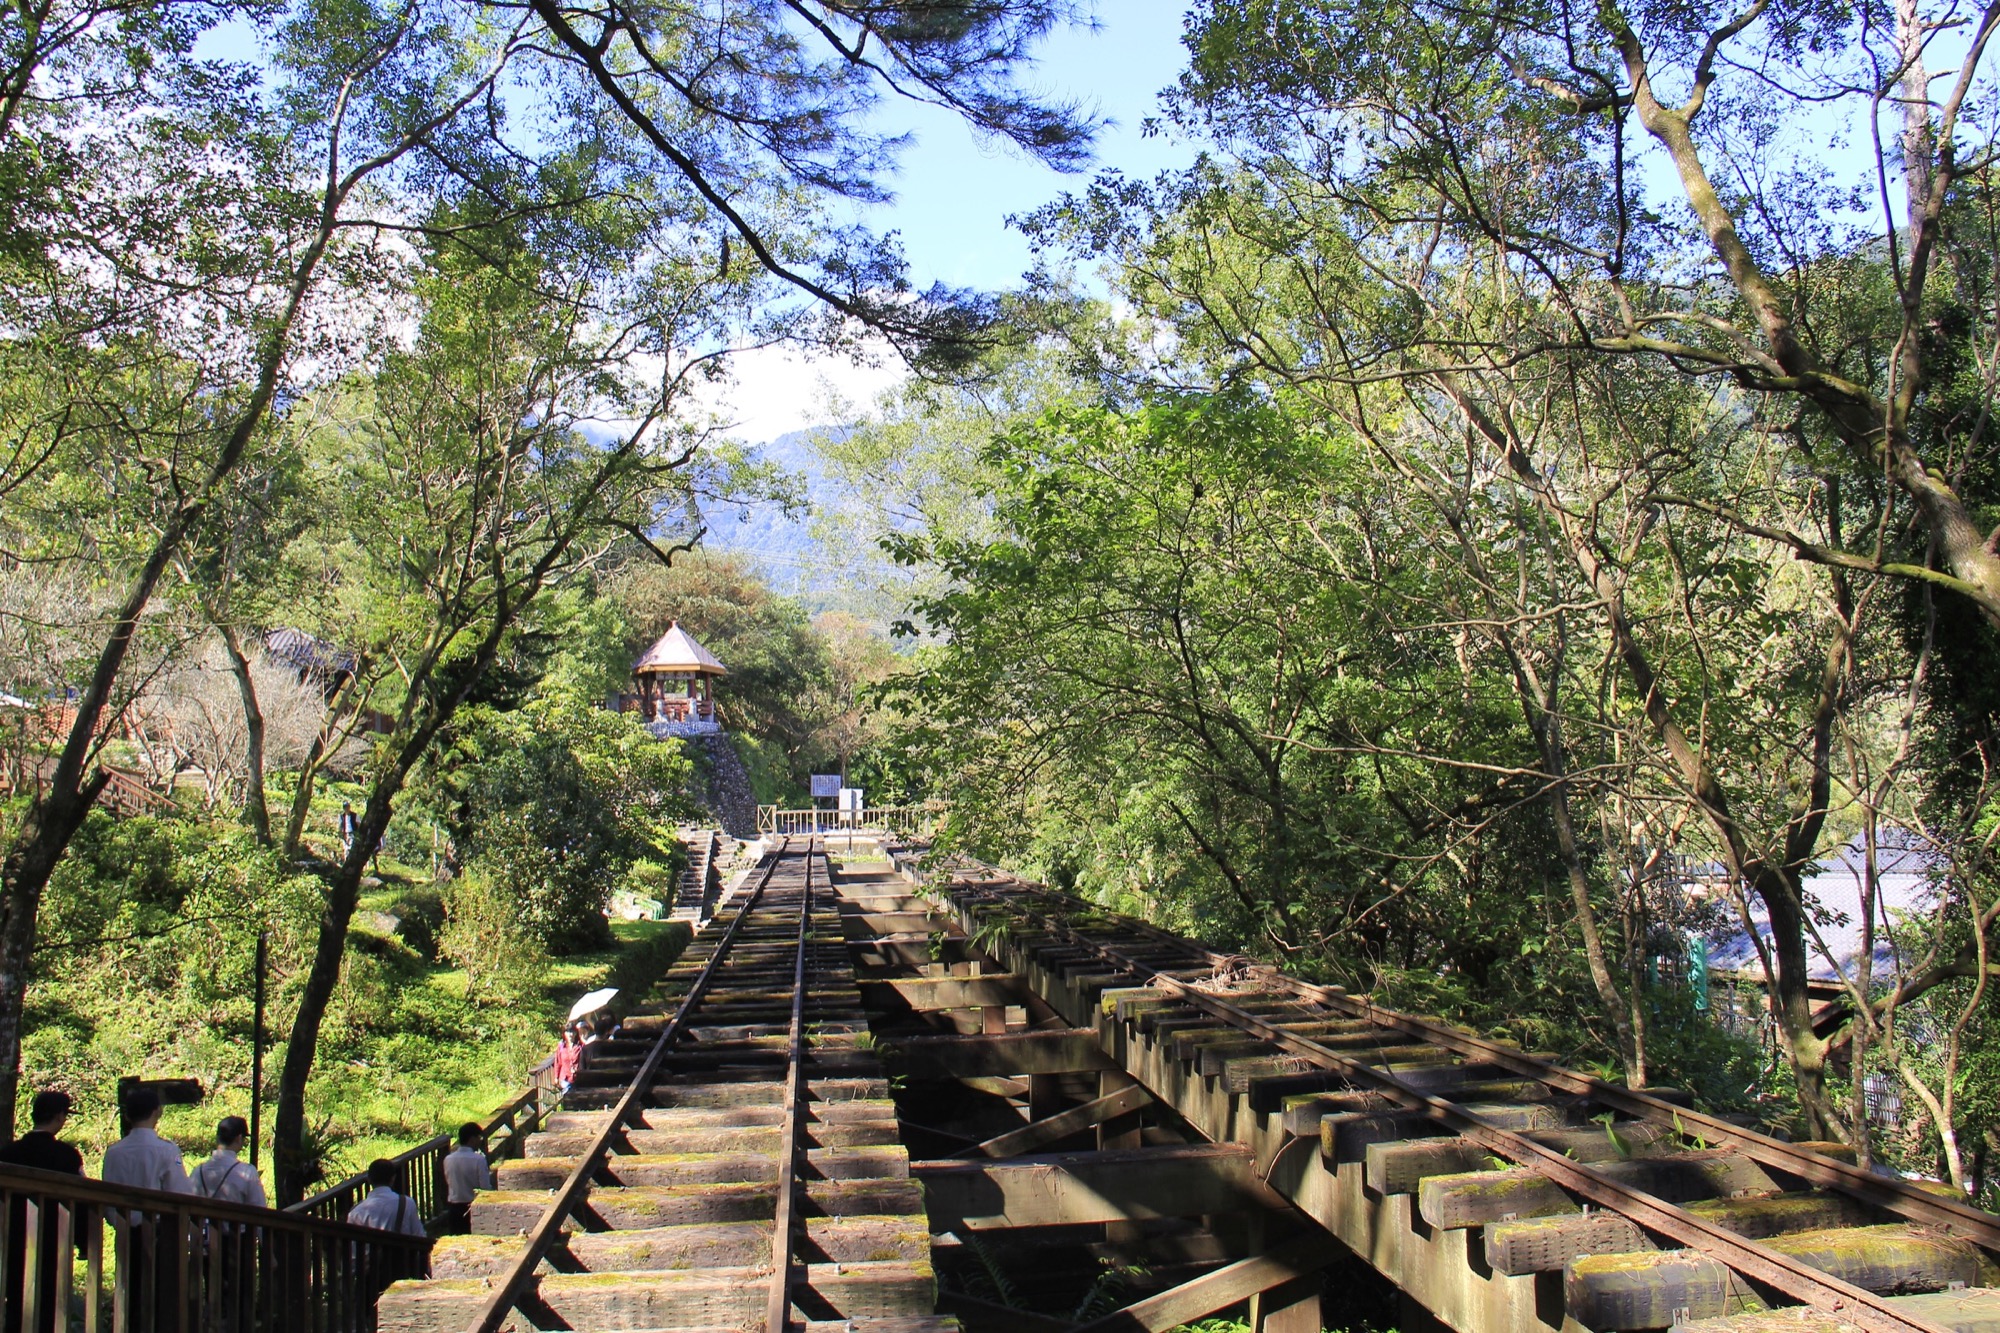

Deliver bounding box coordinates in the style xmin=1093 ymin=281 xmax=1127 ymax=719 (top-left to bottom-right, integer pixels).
xmin=1 ymin=1163 xmax=429 ymax=1333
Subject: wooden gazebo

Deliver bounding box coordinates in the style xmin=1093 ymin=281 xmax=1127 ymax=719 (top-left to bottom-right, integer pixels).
xmin=629 ymin=622 xmax=726 ymax=726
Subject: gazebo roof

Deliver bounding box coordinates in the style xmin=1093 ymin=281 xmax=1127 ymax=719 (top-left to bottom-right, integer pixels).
xmin=633 ymin=622 xmax=727 ymax=676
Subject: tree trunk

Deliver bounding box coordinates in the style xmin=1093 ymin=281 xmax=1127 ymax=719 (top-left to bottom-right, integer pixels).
xmin=1445 ymin=376 xmax=1842 ymax=1138
xmin=271 ymin=796 xmax=382 ymax=1203
xmin=282 ymin=668 xmax=362 ymax=861
xmin=1756 ymin=872 xmax=1836 ymax=1136
xmin=1620 ymin=64 xmax=2000 ymax=626
xmin=0 ymin=511 xmax=194 ymax=1139
xmin=270 ymin=638 xmax=510 ymax=1200
xmin=0 ymin=772 xmax=108 ymax=1140
xmin=0 ymin=167 xmax=348 ymax=1136
xmin=219 ymin=625 xmax=271 ymax=845
xmin=1511 ymin=653 xmax=1643 ymax=1084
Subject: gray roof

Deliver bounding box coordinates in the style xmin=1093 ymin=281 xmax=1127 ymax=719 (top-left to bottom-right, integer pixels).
xmin=633 ymin=622 xmax=726 ymax=676
xmin=264 ymin=628 xmax=356 ymax=678
xmin=1705 ymin=832 xmax=1938 ymax=986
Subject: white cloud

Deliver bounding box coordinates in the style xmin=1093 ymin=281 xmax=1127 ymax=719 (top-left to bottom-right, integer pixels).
xmin=695 ymin=341 xmax=909 ymax=444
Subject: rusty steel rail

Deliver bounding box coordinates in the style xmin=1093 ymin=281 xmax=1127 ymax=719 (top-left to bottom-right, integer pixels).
xmin=973 ymin=872 xmax=2000 ymax=1252
xmin=466 ymin=838 xmax=794 ymax=1333
xmin=765 ymin=841 xmax=817 ymax=1333
xmin=948 ymin=874 xmax=1986 ymax=1333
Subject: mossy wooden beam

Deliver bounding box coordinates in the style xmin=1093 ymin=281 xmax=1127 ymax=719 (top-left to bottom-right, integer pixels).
xmin=1482 ymin=1191 xmax=1880 ymax=1278
xmin=1565 ymin=1249 xmax=1762 ymax=1329
xmin=1486 ymin=1212 xmax=1652 ymax=1276
xmin=1321 ymin=1100 xmax=1569 ymax=1164
xmin=380 ymin=1258 xmax=938 ymax=1332
xmin=1683 ymin=1190 xmax=1874 ymax=1240
xmin=1670 ymin=1287 xmax=2000 ymax=1333
xmin=1571 ymin=1226 xmax=1991 ymax=1330
xmin=1367 ymin=1118 xmax=1666 ymax=1195
xmin=1422 ymin=1148 xmax=1782 ymax=1229
xmin=1757 ymin=1224 xmax=1987 ymax=1295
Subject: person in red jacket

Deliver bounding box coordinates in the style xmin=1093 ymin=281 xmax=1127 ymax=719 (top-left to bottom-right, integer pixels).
xmin=552 ymin=1027 xmax=583 ymax=1090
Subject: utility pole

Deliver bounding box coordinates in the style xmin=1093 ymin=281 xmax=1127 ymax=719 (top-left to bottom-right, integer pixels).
xmin=251 ymin=930 xmax=268 ymax=1165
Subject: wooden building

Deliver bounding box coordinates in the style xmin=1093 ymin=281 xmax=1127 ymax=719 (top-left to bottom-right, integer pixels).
xmin=624 ymin=622 xmax=726 ymax=731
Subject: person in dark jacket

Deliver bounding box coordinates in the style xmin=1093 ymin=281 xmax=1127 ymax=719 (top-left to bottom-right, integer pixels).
xmin=0 ymin=1090 xmax=84 ymax=1176
xmin=1 ymin=1090 xmax=85 ymax=1333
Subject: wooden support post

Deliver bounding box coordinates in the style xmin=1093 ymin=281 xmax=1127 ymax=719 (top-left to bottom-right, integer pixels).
xmin=960 ymin=1084 xmax=1154 ymax=1159
xmin=1257 ymin=1274 xmax=1322 ymax=1333
xmin=1098 ymin=1073 xmax=1141 ymax=1146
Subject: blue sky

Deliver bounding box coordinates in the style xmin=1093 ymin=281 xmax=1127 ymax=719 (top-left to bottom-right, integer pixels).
xmin=710 ymin=1 xmax=1199 ymax=439
xmin=852 ymin=0 xmax=1197 ymax=293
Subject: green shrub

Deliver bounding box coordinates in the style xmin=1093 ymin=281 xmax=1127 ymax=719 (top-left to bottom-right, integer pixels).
xmin=602 ymin=921 xmax=692 ymax=1003
xmin=390 ymin=885 xmax=446 ymax=961
xmin=439 ymin=866 xmax=548 ymax=1005
xmin=467 ymin=814 xmax=612 ymax=953
xmin=625 ymin=858 xmax=676 ymax=901
xmin=414 ymin=672 xmax=694 ymax=953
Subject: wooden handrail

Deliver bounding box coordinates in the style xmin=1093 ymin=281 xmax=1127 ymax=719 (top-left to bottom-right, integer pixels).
xmin=289 ymin=1081 xmax=561 ymax=1229
xmin=0 ymin=1159 xmax=429 ymax=1333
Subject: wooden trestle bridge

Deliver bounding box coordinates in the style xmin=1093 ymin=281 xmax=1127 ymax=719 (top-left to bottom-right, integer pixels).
xmin=7 ymin=835 xmax=2000 ymax=1333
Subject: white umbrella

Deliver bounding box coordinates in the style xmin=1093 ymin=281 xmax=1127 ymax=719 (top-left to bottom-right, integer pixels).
xmin=568 ymin=987 xmax=619 ymax=1022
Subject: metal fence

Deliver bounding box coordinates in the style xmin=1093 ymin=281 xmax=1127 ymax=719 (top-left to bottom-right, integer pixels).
xmin=0 ymin=1161 xmax=430 ymax=1333
xmin=755 ymin=804 xmax=944 ymax=837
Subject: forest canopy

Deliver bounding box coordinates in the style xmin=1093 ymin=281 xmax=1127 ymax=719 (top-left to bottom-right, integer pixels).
xmin=6 ymin=0 xmax=2000 ymax=1217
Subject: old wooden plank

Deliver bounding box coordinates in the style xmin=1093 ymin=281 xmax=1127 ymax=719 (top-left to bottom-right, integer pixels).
xmin=960 ymin=1084 xmax=1156 ymax=1159
xmin=888 ymin=1030 xmax=1116 ymax=1079
xmin=859 ymin=976 xmax=1029 ymax=1011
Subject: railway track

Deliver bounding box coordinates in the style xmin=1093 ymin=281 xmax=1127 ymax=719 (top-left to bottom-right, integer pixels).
xmin=930 ymin=865 xmax=2000 ymax=1333
xmin=378 ymin=839 xmax=953 ymax=1333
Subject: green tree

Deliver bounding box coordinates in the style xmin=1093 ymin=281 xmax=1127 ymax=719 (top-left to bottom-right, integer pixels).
xmin=422 ymin=670 xmax=693 ymax=952
xmin=0 ymin=0 xmax=534 ymax=1137
xmin=263 ymin=215 xmax=736 ymax=1200
xmin=3 ymin=0 xmax=1101 ymax=1144
xmin=1010 ymin=6 xmax=1999 ymax=1134
xmin=900 ymin=392 xmax=1525 ymax=968
xmin=1168 ymin=0 xmax=2000 ymax=620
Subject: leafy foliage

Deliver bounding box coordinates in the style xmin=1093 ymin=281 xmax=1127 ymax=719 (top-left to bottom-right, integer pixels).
xmin=420 ymin=671 xmax=693 ymax=952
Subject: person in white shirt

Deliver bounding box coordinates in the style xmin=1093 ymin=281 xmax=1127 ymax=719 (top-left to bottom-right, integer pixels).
xmin=439 ymin=1122 xmax=493 ymax=1234
xmin=100 ymin=1086 xmax=191 ymax=1328
xmin=190 ymin=1116 xmax=266 ymax=1209
xmin=345 ymin=1159 xmax=426 ymax=1237
xmin=100 ymin=1087 xmax=189 ymax=1194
